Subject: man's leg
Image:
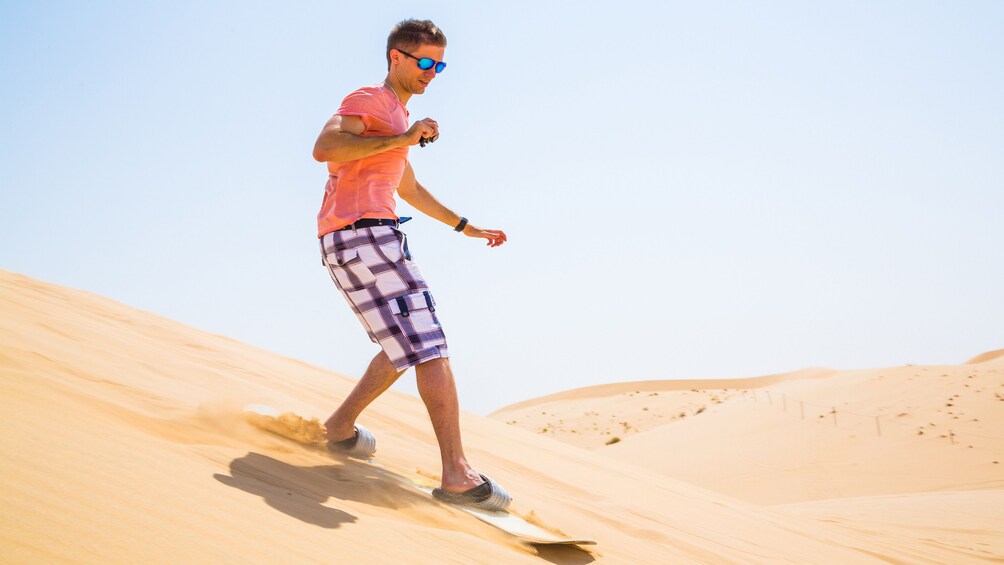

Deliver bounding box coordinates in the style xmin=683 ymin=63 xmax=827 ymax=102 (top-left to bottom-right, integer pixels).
xmin=415 ymin=357 xmax=483 ymax=492
xmin=325 ymin=350 xmax=403 ymax=442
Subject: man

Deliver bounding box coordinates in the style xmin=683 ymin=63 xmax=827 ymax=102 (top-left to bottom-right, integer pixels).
xmin=311 ymin=19 xmax=510 ymax=511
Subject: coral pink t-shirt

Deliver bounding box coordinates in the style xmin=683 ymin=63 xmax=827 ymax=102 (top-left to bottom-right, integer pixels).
xmin=317 ymin=84 xmax=410 ymax=237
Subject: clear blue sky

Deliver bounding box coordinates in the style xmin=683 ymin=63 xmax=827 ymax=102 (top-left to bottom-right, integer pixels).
xmin=2 ymin=1 xmax=1002 ymax=414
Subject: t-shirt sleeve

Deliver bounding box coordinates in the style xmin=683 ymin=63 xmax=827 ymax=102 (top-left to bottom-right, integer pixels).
xmin=336 ymin=89 xmax=381 ymax=132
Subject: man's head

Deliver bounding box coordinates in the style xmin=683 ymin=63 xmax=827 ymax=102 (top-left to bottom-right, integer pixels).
xmin=386 ymin=19 xmax=447 ymax=69
xmin=386 ymin=19 xmax=447 ymax=96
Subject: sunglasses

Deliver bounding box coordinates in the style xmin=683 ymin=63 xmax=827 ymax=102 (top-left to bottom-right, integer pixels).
xmin=396 ymin=49 xmax=447 ymax=74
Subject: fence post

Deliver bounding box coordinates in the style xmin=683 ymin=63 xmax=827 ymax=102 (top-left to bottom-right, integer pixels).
xmin=875 ymin=416 xmax=882 ymax=437
xmin=832 ymin=407 xmax=837 ymax=427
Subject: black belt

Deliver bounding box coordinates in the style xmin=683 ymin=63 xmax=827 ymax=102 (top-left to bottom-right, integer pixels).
xmin=336 ymin=218 xmax=405 ymax=231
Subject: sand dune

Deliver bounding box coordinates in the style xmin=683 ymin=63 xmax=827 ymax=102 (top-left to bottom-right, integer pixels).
xmin=493 ymin=358 xmax=1004 ymax=503
xmin=492 ymin=349 xmax=1004 ymax=561
xmin=1 ymin=269 xmax=1000 ymax=564
xmin=967 ymin=348 xmax=1004 ymax=364
xmin=491 ymin=368 xmax=837 ymax=450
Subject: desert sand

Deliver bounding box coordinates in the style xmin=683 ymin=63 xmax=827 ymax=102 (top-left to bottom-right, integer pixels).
xmin=493 ymin=353 xmax=1004 ymax=562
xmin=1 ymin=268 xmax=1001 ymax=563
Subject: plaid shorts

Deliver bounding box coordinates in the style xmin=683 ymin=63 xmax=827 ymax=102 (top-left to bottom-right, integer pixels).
xmin=319 ymin=226 xmax=448 ymax=371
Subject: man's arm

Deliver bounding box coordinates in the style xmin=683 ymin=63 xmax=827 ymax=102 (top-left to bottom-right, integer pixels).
xmin=398 ymin=162 xmax=508 ymax=247
xmin=312 ymin=115 xmax=439 ymax=163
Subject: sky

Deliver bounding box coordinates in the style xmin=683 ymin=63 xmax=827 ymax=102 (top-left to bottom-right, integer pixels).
xmin=2 ymin=1 xmax=1002 ymax=415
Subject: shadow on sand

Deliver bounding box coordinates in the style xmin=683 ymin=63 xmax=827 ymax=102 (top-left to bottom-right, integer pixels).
xmin=214 ymin=452 xmax=426 ymax=529
xmin=215 ymin=452 xmax=597 ymax=563
xmin=531 ymin=543 xmax=597 ymax=564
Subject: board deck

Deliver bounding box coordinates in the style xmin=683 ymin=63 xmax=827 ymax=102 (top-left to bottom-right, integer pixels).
xmin=242 ymin=404 xmax=595 ymax=546
xmin=405 ymin=480 xmax=594 ymax=545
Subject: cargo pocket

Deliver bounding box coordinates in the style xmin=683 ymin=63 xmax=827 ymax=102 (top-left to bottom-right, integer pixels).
xmin=388 ymin=291 xmax=446 ymax=349
xmin=325 ymin=248 xmax=377 ymax=292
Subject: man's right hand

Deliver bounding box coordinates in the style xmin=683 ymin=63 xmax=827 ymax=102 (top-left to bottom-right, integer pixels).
xmin=405 ymin=118 xmax=439 ymax=146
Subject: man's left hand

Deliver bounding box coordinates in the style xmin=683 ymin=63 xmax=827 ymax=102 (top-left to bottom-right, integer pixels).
xmin=463 ymin=224 xmax=507 ymax=248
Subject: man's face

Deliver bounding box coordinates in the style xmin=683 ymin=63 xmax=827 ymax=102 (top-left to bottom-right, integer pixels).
xmin=392 ymin=44 xmax=446 ymax=95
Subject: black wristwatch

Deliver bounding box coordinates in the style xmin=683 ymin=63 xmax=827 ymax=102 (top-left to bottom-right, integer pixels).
xmin=454 ymin=217 xmax=468 ymax=232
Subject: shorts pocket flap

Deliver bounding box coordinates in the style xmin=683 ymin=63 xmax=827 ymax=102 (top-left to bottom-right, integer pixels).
xmin=326 ymin=247 xmax=358 ymax=267
xmin=388 ymin=291 xmax=437 ymax=317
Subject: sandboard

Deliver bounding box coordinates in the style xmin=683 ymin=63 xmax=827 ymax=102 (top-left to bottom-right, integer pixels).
xmin=242 ymin=404 xmax=595 ymax=546
xmin=403 ymin=478 xmax=594 ymax=545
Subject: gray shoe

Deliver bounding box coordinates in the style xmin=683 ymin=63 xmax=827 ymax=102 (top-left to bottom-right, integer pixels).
xmin=326 ymin=424 xmax=377 ymax=459
xmin=432 ymin=474 xmax=511 ymax=512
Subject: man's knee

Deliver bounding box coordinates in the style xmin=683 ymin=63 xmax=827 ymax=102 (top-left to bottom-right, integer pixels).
xmin=415 ymin=356 xmax=450 ymax=374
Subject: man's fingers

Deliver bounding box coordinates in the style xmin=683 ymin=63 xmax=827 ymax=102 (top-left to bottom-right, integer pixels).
xmin=465 ymin=226 xmax=506 ymax=247
xmin=418 ymin=122 xmax=438 ymax=146
xmin=481 ymin=230 xmax=506 ymax=247
xmin=410 ymin=118 xmax=439 ymax=144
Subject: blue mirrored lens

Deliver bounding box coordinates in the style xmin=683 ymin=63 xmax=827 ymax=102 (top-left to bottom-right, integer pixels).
xmin=434 ymin=62 xmax=447 ymax=73
xmin=417 ymin=58 xmax=435 ymax=70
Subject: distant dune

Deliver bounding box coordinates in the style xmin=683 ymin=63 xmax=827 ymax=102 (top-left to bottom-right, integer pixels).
xmin=967 ymin=348 xmax=1004 ymax=364
xmin=2 ymin=269 xmax=1001 ymax=563
xmin=493 ymin=348 xmax=1004 ymax=562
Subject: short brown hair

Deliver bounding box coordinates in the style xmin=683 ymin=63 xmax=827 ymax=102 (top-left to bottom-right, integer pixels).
xmin=386 ymin=19 xmax=447 ymax=70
